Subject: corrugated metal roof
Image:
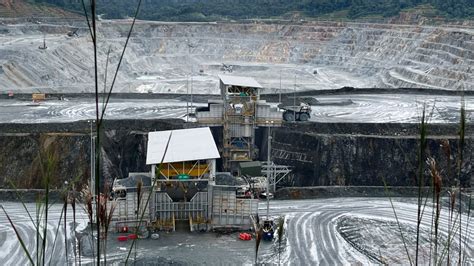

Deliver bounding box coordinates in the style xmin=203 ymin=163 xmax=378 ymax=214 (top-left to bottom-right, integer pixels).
xmin=219 ymin=75 xmax=262 ymax=88
xmin=146 ymin=127 xmax=220 ymax=165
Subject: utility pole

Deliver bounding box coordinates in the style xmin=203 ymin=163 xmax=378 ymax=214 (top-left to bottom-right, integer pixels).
xmin=293 ymin=74 xmax=296 ymax=122
xmin=187 ymin=40 xmax=195 ymax=114
xmin=279 ymin=70 xmax=282 ymax=103
xmin=191 ymin=65 xmax=193 ymax=111
xmin=186 ymin=77 xmax=189 ymax=122
xmin=266 ymin=125 xmax=272 ymax=219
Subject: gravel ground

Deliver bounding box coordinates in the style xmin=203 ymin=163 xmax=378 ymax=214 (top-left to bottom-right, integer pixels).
xmin=0 ymin=197 xmax=472 ymax=265
xmin=0 ymin=93 xmax=471 ymax=123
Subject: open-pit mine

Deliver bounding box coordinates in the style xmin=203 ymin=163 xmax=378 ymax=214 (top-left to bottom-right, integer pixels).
xmin=0 ymin=17 xmax=473 ymax=265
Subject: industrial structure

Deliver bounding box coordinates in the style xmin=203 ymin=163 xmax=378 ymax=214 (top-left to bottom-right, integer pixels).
xmin=146 ymin=127 xmax=218 ymax=231
xmin=195 ymin=75 xmax=283 ymax=173
xmin=111 ymin=127 xmax=258 ymax=232
xmin=108 ymin=75 xmax=291 ymax=233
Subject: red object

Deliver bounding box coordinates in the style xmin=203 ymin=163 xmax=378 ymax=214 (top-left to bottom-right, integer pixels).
xmin=120 ymin=226 xmax=128 ymax=233
xmin=117 ymin=235 xmax=128 ymax=242
xmin=128 ymin=234 xmax=138 ymax=240
xmin=239 ymin=233 xmax=252 ymax=241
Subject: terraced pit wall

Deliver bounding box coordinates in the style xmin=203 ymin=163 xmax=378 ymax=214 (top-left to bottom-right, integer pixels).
xmin=1 ymin=21 xmax=472 ymax=93
xmin=267 ymin=123 xmax=473 ymax=188
xmin=0 ymin=120 xmax=472 ymax=190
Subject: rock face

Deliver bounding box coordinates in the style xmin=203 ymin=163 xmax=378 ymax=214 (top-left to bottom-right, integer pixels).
xmin=0 ymin=119 xmax=184 ymax=189
xmin=0 ymin=133 xmax=89 ymax=188
xmin=0 ymin=120 xmax=471 ymax=189
xmin=0 ymin=21 xmax=472 ymax=94
xmin=269 ymin=123 xmax=473 ymax=187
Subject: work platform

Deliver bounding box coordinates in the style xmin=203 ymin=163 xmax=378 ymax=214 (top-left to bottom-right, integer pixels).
xmin=195 ymin=75 xmax=282 ymax=173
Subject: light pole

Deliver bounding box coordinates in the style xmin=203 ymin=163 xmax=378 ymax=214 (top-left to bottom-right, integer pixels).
xmin=279 ymin=69 xmax=282 ymax=103
xmin=187 ymin=40 xmax=196 ymax=116
xmin=293 ymin=74 xmax=296 ymax=122
xmin=186 ymin=77 xmax=189 ymax=122
xmin=266 ymin=121 xmax=273 ymax=219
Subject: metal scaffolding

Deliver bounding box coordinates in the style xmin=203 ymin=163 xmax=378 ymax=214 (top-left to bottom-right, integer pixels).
xmin=261 ymin=162 xmax=292 ymax=193
xmin=196 ymin=75 xmax=283 ymax=173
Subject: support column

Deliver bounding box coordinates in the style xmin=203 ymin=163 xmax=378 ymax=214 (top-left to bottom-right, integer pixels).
xmin=151 ymin=164 xmax=156 ymax=184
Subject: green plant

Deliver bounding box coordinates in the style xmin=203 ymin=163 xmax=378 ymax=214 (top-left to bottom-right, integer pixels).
xmin=255 ymin=227 xmax=263 ymax=265
xmin=77 ymin=0 xmax=143 ymax=263
xmin=276 ymin=216 xmax=285 ymax=264
xmin=125 ymin=132 xmax=172 ymax=264
xmin=384 ymin=97 xmax=470 ymax=264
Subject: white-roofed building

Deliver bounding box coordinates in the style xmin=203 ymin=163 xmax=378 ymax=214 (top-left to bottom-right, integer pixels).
xmin=147 ymin=127 xmax=219 ymax=182
xmin=146 ymin=127 xmax=219 ymax=165
xmin=144 ymin=127 xmax=220 ymax=231
xmin=219 ymin=75 xmax=263 ymax=89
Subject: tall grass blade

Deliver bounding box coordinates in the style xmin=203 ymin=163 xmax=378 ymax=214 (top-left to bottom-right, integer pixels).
xmin=416 ymin=105 xmax=428 ymax=265
xmin=383 ymin=179 xmax=413 ymax=265
xmin=255 ymin=227 xmax=263 ymax=265
xmin=102 ymin=46 xmax=111 ymax=109
xmin=461 ymin=194 xmax=471 ymax=264
xmin=427 ymin=157 xmax=442 ymax=264
xmin=80 ymin=0 xmax=94 ymax=42
xmin=99 ymin=0 xmax=143 ymax=122
xmin=135 ymin=179 xmax=143 ymax=261
xmin=63 ymin=193 xmax=68 ymax=264
xmin=72 ymin=192 xmax=77 ymax=265
xmin=438 ymin=211 xmax=462 ymax=264
xmin=456 ymin=98 xmax=465 ymax=264
xmin=8 ymin=180 xmax=40 ymax=232
xmin=276 ymin=216 xmax=285 ymax=264
xmin=1 ymin=205 xmax=34 ymax=264
xmin=36 ymin=198 xmax=41 ymax=265
xmin=48 ymin=203 xmax=65 ymax=265
xmin=88 ymin=0 xmax=101 ymax=263
xmin=41 ymin=154 xmax=53 ymax=265
xmin=125 ymin=132 xmax=172 ymax=264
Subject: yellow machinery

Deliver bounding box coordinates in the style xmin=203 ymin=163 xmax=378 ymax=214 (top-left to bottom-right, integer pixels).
xmin=32 ymin=93 xmax=46 ymax=102
xmin=159 ymin=162 xmax=210 ymax=179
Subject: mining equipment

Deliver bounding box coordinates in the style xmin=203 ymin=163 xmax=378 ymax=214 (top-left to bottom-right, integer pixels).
xmin=221 ymin=63 xmax=233 ymax=73
xmin=67 ymin=29 xmax=78 ymax=37
xmin=38 ymin=35 xmax=47 ymax=50
xmin=279 ymin=102 xmax=311 ymax=121
xmin=32 ymin=93 xmax=45 ymax=102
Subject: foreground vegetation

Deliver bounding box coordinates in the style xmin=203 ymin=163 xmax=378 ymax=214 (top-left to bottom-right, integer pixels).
xmin=28 ymin=0 xmax=474 ymax=22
